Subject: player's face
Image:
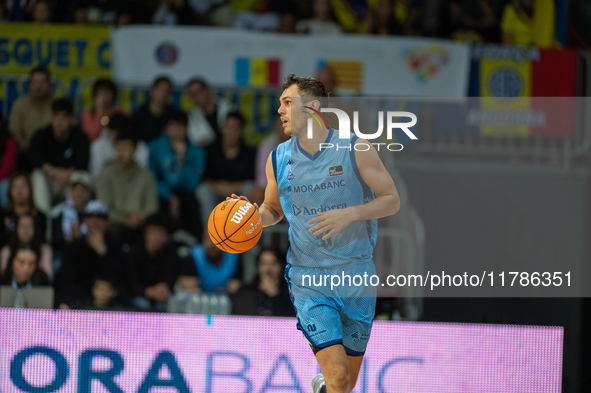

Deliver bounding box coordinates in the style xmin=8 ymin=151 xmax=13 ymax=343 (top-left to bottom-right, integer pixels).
xmin=278 ymin=85 xmax=306 ymax=137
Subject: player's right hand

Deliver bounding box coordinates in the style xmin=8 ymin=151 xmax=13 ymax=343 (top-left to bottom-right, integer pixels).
xmin=226 ymin=194 xmax=259 ymax=209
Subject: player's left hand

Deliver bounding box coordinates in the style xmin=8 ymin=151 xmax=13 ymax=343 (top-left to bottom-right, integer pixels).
xmin=308 ymin=208 xmax=355 ymax=240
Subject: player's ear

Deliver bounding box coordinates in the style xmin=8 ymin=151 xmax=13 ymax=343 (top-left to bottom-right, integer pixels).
xmin=309 ymin=99 xmax=321 ymax=111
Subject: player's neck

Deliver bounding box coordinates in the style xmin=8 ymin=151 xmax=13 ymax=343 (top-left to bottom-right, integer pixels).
xmin=298 ymin=124 xmax=329 ymax=156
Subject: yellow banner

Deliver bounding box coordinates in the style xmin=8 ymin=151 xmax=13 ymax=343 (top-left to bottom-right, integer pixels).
xmin=0 ymin=23 xmax=110 ymax=113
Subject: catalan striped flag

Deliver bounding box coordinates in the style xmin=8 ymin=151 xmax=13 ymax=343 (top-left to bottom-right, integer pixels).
xmin=318 ymin=59 xmax=363 ymax=93
xmin=235 ymin=58 xmax=281 ymax=87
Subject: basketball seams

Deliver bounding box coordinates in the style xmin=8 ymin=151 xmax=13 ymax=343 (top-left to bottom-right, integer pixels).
xmin=223 ymin=205 xmax=259 ymax=242
xmin=222 ymin=200 xmax=241 ymax=239
xmin=209 ymin=199 xmax=262 ymax=253
xmin=211 ymin=200 xmax=241 ymax=252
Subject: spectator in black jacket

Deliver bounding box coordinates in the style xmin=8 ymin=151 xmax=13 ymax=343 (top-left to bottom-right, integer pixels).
xmin=127 ymin=214 xmax=194 ymax=311
xmin=196 ymin=111 xmax=256 ymax=229
xmin=30 ymin=99 xmax=90 ymax=215
xmin=232 ymin=247 xmax=294 ymax=317
xmin=132 ymin=76 xmax=174 ymax=142
xmin=56 ymin=200 xmax=126 ymax=309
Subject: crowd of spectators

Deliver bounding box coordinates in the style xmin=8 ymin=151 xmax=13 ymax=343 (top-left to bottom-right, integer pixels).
xmin=0 ymin=65 xmax=295 ymax=316
xmin=0 ymin=0 xmax=560 ymax=47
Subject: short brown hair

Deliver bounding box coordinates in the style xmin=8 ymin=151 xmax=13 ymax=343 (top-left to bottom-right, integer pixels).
xmin=282 ymin=73 xmax=329 ymax=108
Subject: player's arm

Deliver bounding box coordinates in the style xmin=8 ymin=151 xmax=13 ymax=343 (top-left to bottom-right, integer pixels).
xmin=308 ymin=138 xmax=400 ymax=239
xmin=259 ymin=152 xmax=284 ymax=227
xmin=349 ymin=138 xmax=400 ymax=221
xmin=229 ymin=152 xmax=284 ymax=227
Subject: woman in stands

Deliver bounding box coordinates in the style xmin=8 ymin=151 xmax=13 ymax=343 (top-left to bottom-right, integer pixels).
xmin=0 ymin=245 xmax=49 ymax=288
xmin=81 ymin=78 xmax=126 ymax=143
xmin=0 ymin=172 xmax=47 ymax=247
xmin=0 ymin=213 xmax=53 ymax=282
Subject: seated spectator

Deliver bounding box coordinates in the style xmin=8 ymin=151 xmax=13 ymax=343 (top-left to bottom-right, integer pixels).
xmin=186 ymin=78 xmax=234 ymax=146
xmin=232 ymin=248 xmax=294 ymax=317
xmin=296 ymin=0 xmax=342 ymax=35
xmin=132 ymin=76 xmax=174 ymax=142
xmin=365 ymin=0 xmax=401 ymax=35
xmin=0 ymin=245 xmax=49 ymax=288
xmin=501 ymin=0 xmax=557 ymax=48
xmin=85 ymin=0 xmax=119 ymax=24
xmin=80 ymin=275 xmax=126 ymax=311
xmin=149 ymin=110 xmax=205 ymax=239
xmin=56 ymin=200 xmax=126 ymax=308
xmin=127 ymin=214 xmax=194 ymax=311
xmin=50 ymin=171 xmax=93 ymax=256
xmin=30 ymin=99 xmax=90 ymax=215
xmin=0 ymin=172 xmax=47 ymax=246
xmin=0 ymin=213 xmax=52 ymax=281
xmin=251 ymin=117 xmax=290 ymax=206
xmin=96 ymin=128 xmax=159 ymax=243
xmin=89 ymin=113 xmax=149 ymax=181
xmin=0 ymin=113 xmax=18 ymax=208
xmin=196 ymin=112 xmax=256 ymax=229
xmin=32 ymin=0 xmax=51 ymax=23
xmin=153 ymin=0 xmax=194 ymax=25
xmin=81 ymin=78 xmax=126 ymax=143
xmin=72 ymin=4 xmax=88 ymax=23
xmin=278 ymin=11 xmax=297 ymax=33
xmin=447 ymin=0 xmax=496 ymax=42
xmin=327 ymin=0 xmax=367 ymax=32
xmin=189 ymin=232 xmax=242 ymax=294
xmin=8 ymin=66 xmax=52 ymax=170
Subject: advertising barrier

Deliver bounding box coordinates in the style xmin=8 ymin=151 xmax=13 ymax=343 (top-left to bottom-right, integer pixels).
xmin=0 ymin=308 xmax=562 ymax=392
xmin=111 ymin=26 xmax=470 ymax=97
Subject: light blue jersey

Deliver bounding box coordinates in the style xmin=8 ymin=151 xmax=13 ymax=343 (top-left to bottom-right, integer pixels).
xmin=272 ymin=127 xmax=377 ymax=269
xmin=272 ymin=128 xmax=378 ymax=356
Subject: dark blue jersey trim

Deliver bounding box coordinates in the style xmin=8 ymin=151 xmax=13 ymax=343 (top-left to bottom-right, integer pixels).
xmin=344 ymin=346 xmax=365 ymax=357
xmin=272 ymin=148 xmax=278 ymax=183
xmin=349 ymin=134 xmax=372 ymax=194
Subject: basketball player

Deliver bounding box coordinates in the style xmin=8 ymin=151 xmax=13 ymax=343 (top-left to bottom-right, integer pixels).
xmin=229 ymin=74 xmax=400 ymax=393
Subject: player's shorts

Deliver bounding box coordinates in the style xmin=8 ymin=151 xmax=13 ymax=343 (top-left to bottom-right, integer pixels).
xmin=284 ymin=261 xmax=377 ymax=356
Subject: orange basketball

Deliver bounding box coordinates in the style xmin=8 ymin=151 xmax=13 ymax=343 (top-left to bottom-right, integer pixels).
xmin=208 ymin=199 xmax=262 ymax=253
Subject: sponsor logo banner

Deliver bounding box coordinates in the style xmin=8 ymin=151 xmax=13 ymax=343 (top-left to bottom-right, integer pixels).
xmin=0 ymin=309 xmax=562 ymax=391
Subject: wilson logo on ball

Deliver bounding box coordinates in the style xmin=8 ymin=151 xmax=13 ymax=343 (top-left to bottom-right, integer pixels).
xmin=230 ymin=203 xmax=254 ymax=224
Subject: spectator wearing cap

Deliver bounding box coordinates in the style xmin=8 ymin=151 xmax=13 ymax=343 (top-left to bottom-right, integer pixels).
xmin=89 ymin=113 xmax=149 ymax=181
xmin=149 ymin=110 xmax=205 ymax=239
xmin=8 ymin=66 xmax=52 ymax=168
xmin=127 ymin=214 xmax=195 ymax=311
xmin=29 ymin=98 xmax=90 ymax=215
xmin=81 ymin=78 xmax=126 ymax=143
xmin=132 ymin=77 xmax=174 ymax=143
xmin=186 ymin=78 xmax=234 ymax=147
xmin=56 ymin=200 xmax=127 ymax=309
xmin=50 ymin=170 xmax=94 ymax=257
xmin=96 ymin=128 xmax=158 ymax=244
